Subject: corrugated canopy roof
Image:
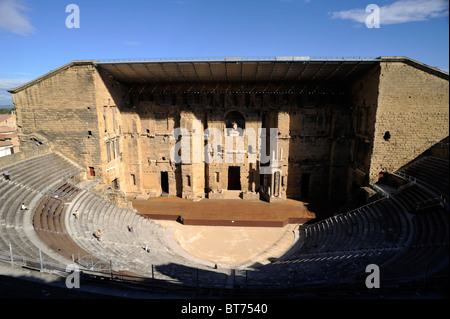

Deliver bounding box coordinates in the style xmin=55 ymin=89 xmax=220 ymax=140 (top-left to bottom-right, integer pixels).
xmin=96 ymin=58 xmax=379 ymax=85
xmin=8 ymin=57 xmax=448 ymax=94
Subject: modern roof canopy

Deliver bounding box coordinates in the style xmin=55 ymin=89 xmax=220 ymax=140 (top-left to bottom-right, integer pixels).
xmin=8 ymin=56 xmax=448 ymax=94
xmin=98 ymin=58 xmax=377 ymax=85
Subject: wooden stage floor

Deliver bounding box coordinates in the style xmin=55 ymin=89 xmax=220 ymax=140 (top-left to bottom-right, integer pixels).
xmin=132 ymin=197 xmax=316 ymax=227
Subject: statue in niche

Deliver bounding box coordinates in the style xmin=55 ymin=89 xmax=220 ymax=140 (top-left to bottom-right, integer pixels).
xmin=229 ymin=121 xmax=239 ymax=136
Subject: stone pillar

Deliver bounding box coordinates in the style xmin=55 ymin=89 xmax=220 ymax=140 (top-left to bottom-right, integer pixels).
xmin=278 ymin=172 xmax=281 ymax=198
xmin=270 ymin=173 xmax=274 ymax=197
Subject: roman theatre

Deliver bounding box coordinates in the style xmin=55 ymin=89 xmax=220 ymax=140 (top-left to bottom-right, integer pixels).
xmin=6 ymin=56 xmax=449 ymax=270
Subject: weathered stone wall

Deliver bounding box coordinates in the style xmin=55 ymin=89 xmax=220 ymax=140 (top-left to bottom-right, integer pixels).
xmin=11 ymin=59 xmax=447 ymax=203
xmin=12 ymin=62 xmax=100 ymax=179
xmin=370 ymin=60 xmax=449 ymax=183
xmin=287 ymin=104 xmax=352 ymax=199
xmin=100 ymin=90 xmax=357 ymax=201
xmin=94 ymin=67 xmax=130 ymax=191
xmin=131 ymin=102 xmax=180 ymax=198
xmin=347 ymin=64 xmax=380 ymax=196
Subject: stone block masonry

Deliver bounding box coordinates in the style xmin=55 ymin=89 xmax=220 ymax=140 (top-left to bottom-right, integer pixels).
xmin=8 ymin=57 xmax=449 ymax=203
xmin=370 ymin=60 xmax=449 ymax=183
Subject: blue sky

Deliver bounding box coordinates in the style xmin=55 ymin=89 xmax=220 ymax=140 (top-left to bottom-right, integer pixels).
xmin=0 ymin=0 xmax=448 ymax=105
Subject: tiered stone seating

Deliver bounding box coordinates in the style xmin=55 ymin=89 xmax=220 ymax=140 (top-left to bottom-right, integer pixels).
xmin=294 ymin=197 xmax=409 ymax=256
xmin=48 ymin=181 xmax=82 ymax=201
xmin=398 ymin=156 xmax=449 ymax=199
xmin=64 ymin=190 xmax=229 ymax=286
xmin=380 ymin=207 xmax=449 ymax=277
xmin=2 ymin=152 xmax=83 ymax=193
xmin=0 ymin=179 xmax=45 ymax=260
xmin=0 ymin=152 xmax=83 ymax=266
xmin=392 ymin=184 xmax=442 ymax=212
xmin=248 ymin=197 xmax=410 ymax=286
xmin=1 ymin=151 xmax=447 ymax=292
xmin=256 ymin=179 xmax=448 ymax=287
xmin=379 ymin=183 xmax=449 ymax=280
xmin=33 ymin=181 xmax=90 ymax=263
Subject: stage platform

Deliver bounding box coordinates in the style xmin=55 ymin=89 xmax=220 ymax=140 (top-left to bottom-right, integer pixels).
xmin=132 ymin=197 xmax=316 ymax=227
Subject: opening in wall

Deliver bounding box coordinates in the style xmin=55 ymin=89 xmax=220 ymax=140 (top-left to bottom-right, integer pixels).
xmin=383 ymin=131 xmax=391 ymax=141
xmin=228 ymin=166 xmax=241 ymax=190
xmin=301 ymin=173 xmax=310 ymax=198
xmin=186 ymin=175 xmax=191 ymax=187
xmin=112 ymin=178 xmax=119 ymax=189
xmin=161 ymin=171 xmax=169 ymax=193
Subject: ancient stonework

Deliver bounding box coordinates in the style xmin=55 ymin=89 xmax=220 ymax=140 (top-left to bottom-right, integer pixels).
xmin=9 ymin=57 xmax=449 ymax=203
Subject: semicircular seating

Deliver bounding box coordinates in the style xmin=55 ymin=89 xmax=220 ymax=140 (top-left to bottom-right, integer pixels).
xmin=1 ymin=151 xmax=448 ymax=292
xmin=0 ymin=152 xmax=84 ymax=266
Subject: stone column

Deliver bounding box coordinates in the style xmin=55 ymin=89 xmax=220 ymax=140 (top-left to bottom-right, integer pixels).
xmin=270 ymin=172 xmax=274 ymax=197
xmin=278 ymin=172 xmax=282 ymax=198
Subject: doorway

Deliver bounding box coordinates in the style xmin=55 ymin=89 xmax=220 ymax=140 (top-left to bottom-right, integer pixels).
xmin=227 ymin=166 xmax=241 ymax=190
xmin=301 ymin=173 xmax=310 ymax=198
xmin=161 ymin=171 xmax=169 ymax=194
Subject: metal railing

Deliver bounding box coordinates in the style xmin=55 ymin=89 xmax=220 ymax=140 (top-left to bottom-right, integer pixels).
xmin=1 ymin=241 xmax=447 ymax=296
xmin=393 ymin=172 xmax=417 ymax=184
xmin=97 ymin=56 xmax=381 ymax=64
xmin=0 ymin=244 xmax=67 ymax=276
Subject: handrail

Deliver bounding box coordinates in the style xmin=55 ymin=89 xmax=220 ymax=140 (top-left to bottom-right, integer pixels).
xmin=339 ymin=195 xmax=388 ymax=218
xmin=393 ymin=172 xmax=417 ymax=183
xmin=0 ymin=243 xmax=447 ymax=295
xmin=97 ymin=56 xmax=381 ymax=63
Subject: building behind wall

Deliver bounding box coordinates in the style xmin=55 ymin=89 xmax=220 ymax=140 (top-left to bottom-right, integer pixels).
xmin=0 ymin=111 xmax=20 ymax=157
xmin=8 ymin=57 xmax=449 ymax=203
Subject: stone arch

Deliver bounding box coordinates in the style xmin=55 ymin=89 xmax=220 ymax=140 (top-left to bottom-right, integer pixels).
xmin=224 ymin=110 xmax=245 ymax=131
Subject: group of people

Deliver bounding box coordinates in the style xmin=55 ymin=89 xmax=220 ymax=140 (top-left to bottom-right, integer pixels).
xmin=92 ymin=225 xmax=137 ymax=242
xmin=71 ymin=210 xmax=150 ymax=252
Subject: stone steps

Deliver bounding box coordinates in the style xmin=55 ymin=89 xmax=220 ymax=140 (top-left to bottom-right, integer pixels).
xmin=0 ymin=152 xmax=85 ymax=265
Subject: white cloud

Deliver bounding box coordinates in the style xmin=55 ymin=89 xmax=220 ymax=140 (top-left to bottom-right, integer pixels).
xmin=0 ymin=0 xmax=35 ymax=35
xmin=331 ymin=0 xmax=449 ymax=25
xmin=0 ymin=78 xmax=30 ymax=105
xmin=0 ymin=78 xmax=30 ymax=89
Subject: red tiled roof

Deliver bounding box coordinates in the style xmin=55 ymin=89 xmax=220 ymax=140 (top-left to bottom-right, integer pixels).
xmin=0 ymin=126 xmax=15 ymax=133
xmin=0 ymin=114 xmax=12 ymax=122
xmin=0 ymin=140 xmax=13 ymax=147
